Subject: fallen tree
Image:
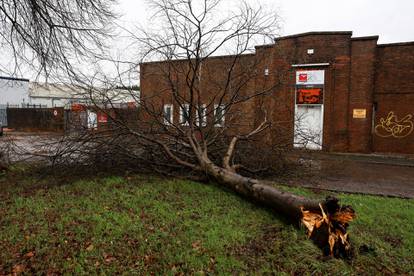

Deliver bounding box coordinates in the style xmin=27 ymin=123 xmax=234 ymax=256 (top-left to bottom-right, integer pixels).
xmin=43 ymin=120 xmax=356 ymax=257
xmin=205 ymin=160 xmax=355 ymax=258
xmin=10 ymin=0 xmax=356 ymax=258
xmin=47 ymin=0 xmax=357 ymax=258
xmin=137 ymin=0 xmax=355 ymax=257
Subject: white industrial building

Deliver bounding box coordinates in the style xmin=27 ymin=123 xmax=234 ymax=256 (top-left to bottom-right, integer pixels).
xmin=0 ymin=76 xmax=30 ymax=106
xmin=0 ymin=77 xmax=139 ymax=108
xmin=0 ymin=76 xmax=30 ymax=127
xmin=29 ymin=83 xmax=139 ymax=108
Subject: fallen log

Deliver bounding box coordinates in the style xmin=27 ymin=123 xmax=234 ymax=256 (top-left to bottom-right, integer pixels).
xmin=206 ymin=162 xmax=356 ymax=258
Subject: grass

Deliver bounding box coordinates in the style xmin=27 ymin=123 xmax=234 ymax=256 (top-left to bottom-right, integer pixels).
xmin=0 ymin=170 xmax=413 ymax=275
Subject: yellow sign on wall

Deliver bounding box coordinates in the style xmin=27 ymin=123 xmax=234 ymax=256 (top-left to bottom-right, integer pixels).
xmin=353 ymin=109 xmax=367 ymax=119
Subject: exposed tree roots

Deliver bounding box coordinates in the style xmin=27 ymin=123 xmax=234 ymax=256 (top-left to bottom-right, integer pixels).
xmin=301 ymin=197 xmax=356 ymax=258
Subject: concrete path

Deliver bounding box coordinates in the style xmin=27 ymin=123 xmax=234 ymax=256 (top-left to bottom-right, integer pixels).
xmin=284 ymin=152 xmax=414 ymax=198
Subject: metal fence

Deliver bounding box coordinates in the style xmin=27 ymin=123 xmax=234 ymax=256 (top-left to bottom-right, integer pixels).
xmin=6 ymin=107 xmax=64 ymax=131
xmin=19 ymin=103 xmax=48 ymax=108
xmin=0 ymin=103 xmax=139 ymax=132
xmin=0 ymin=107 xmax=7 ymax=127
xmin=0 ymin=103 xmax=49 ymax=127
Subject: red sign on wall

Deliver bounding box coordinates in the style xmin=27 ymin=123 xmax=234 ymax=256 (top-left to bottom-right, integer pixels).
xmin=296 ymin=88 xmax=324 ymax=105
xmin=298 ymin=74 xmax=308 ymax=82
xmin=71 ymin=104 xmax=85 ymax=112
xmin=98 ymin=113 xmax=108 ymax=123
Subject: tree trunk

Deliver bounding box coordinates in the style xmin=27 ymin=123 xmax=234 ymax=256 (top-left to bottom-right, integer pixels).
xmin=203 ymin=161 xmax=355 ymax=258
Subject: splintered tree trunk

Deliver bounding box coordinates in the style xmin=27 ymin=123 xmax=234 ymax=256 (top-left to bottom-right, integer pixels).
xmin=204 ymin=162 xmax=355 ymax=258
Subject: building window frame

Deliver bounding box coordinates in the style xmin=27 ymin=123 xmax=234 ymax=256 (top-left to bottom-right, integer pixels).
xmin=196 ymin=104 xmax=207 ymax=127
xmin=214 ymin=104 xmax=225 ymax=127
xmin=179 ymin=103 xmax=190 ymax=126
xmin=163 ymin=104 xmax=173 ymax=125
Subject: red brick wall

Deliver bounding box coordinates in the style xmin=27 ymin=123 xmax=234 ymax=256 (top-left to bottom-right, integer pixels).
xmin=140 ymin=54 xmax=259 ymax=135
xmin=140 ymin=32 xmax=414 ymax=154
xmin=267 ymin=33 xmax=353 ymax=152
xmin=373 ymin=43 xmax=414 ymax=154
xmin=347 ymin=38 xmax=378 ymax=153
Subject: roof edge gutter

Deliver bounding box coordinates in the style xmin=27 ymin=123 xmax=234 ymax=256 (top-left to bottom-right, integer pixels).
xmin=292 ymin=63 xmax=330 ymax=68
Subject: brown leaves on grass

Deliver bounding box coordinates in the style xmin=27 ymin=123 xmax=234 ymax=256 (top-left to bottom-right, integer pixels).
xmin=103 ymin=253 xmax=116 ymax=264
xmin=12 ymin=264 xmax=26 ymax=274
xmin=24 ymin=251 xmax=35 ymax=258
xmin=6 ymin=252 xmax=35 ymax=275
xmin=144 ymin=254 xmax=157 ymax=266
xmin=191 ymin=240 xmax=202 ymax=251
xmin=85 ymin=244 xmax=94 ymax=252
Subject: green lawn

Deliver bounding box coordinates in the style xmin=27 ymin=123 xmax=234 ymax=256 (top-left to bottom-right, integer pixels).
xmin=0 ymin=171 xmax=413 ymax=275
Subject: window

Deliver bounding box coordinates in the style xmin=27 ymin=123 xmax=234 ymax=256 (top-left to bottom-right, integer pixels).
xmin=163 ymin=104 xmax=173 ymax=125
xmin=87 ymin=111 xmax=98 ymax=129
xmin=214 ymin=104 xmax=225 ymax=127
xmin=196 ymin=104 xmax=207 ymax=127
xmin=179 ymin=104 xmax=190 ymax=126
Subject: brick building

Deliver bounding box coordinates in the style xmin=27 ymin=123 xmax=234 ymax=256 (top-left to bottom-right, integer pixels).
xmin=140 ymin=31 xmax=414 ymax=155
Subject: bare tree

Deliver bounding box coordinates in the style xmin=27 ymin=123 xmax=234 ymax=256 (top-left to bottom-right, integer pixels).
xmin=0 ymin=0 xmax=355 ymax=257
xmin=36 ymin=0 xmax=355 ymax=257
xmin=0 ymin=0 xmax=116 ymax=78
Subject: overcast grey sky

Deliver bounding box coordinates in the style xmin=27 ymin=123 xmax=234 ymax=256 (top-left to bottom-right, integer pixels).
xmin=119 ymin=0 xmax=414 ymax=44
xmin=1 ymin=0 xmax=413 ymax=80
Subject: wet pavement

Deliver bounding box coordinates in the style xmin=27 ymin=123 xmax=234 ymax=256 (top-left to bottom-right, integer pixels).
xmin=0 ymin=132 xmax=62 ymax=162
xmin=285 ymin=152 xmax=414 ymax=198
xmin=2 ymin=132 xmax=414 ymax=198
